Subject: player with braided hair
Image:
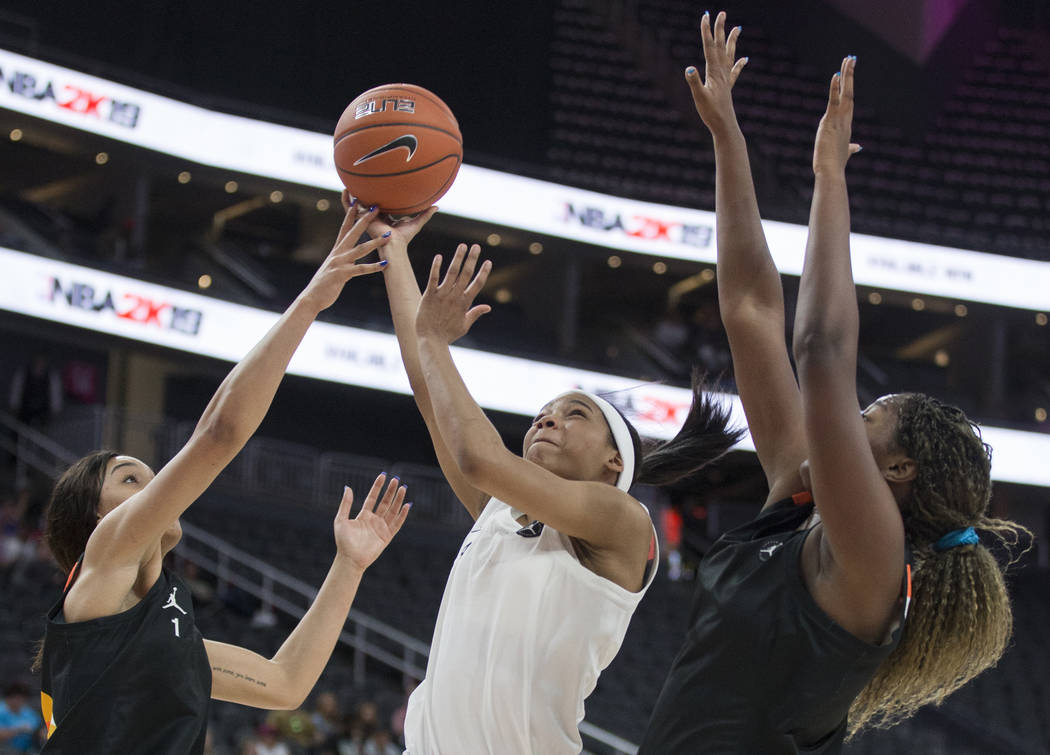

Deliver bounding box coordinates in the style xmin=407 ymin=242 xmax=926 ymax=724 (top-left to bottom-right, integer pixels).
xmin=640 ymin=13 xmax=1030 ymax=753
xmin=848 ymin=393 xmax=1027 ymax=733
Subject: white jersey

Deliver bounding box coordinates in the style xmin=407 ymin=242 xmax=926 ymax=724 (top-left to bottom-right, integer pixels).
xmin=404 ymin=497 xmax=657 ymax=755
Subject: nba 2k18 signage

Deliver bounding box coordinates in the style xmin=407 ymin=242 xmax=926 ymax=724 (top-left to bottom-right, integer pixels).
xmin=1 ymin=48 xmax=1049 ymax=312
xmin=1 ymin=245 xmax=1048 ymax=488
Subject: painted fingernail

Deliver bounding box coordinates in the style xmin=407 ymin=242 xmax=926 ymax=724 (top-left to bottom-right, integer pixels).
xmin=405 ymin=503 xmax=413 ymax=509
xmin=736 ymin=26 xmax=742 ymax=32
xmin=743 ymin=57 xmax=749 ymax=63
xmin=350 ymin=198 xmax=357 ymax=207
xmin=382 ymin=231 xmax=392 ymax=238
xmin=379 ymin=259 xmax=389 ymax=267
xmin=369 ymin=205 xmax=377 ymax=212
xmin=686 ymin=66 xmax=696 ymax=75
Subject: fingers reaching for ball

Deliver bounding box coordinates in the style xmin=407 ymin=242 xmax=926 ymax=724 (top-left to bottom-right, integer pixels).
xmin=416 ymin=243 xmax=493 ymax=344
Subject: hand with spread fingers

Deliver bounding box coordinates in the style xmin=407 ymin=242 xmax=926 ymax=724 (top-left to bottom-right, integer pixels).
xmin=334 ymin=473 xmax=411 ymax=572
xmin=416 ymin=243 xmax=493 ymax=344
xmin=301 ymin=200 xmax=391 ymax=312
xmin=813 ymin=55 xmax=862 ymax=176
xmin=685 ymin=10 xmax=748 ymax=138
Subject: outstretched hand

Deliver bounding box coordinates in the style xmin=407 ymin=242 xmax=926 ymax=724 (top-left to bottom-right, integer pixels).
xmin=334 ymin=473 xmax=411 ymax=572
xmin=416 ymin=243 xmax=492 ymax=344
xmin=685 ymin=10 xmax=748 ymax=137
xmin=813 ymin=55 xmax=861 ymax=175
xmin=301 ymin=200 xmax=391 ymax=312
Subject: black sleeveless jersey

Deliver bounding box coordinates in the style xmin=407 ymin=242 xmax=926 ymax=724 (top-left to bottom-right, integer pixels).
xmin=639 ymin=495 xmax=907 ymax=754
xmin=40 ymin=563 xmax=211 ymax=754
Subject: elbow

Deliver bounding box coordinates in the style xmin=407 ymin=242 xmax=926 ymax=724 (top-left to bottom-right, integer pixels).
xmin=277 ymin=689 xmax=308 ymax=711
xmin=194 ymin=415 xmax=240 ymax=451
xmin=453 ymin=443 xmax=496 ymax=487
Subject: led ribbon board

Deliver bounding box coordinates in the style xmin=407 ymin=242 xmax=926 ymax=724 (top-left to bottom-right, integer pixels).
xmin=2 ymin=246 xmax=1048 ymax=487
xmin=1 ymin=48 xmax=1049 ymax=311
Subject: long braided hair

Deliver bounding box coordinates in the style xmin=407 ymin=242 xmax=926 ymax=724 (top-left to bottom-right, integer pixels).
xmin=847 ymin=394 xmax=1031 ymax=736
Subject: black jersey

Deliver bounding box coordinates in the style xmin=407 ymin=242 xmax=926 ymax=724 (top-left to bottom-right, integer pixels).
xmin=640 ymin=494 xmax=908 ymax=754
xmin=40 ymin=561 xmax=211 ymax=754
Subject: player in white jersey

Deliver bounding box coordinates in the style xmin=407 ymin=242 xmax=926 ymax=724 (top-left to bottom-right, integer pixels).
xmin=366 ymin=202 xmax=742 ymax=754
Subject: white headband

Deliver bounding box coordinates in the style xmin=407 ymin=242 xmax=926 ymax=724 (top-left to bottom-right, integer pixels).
xmin=553 ymin=391 xmax=636 ymax=492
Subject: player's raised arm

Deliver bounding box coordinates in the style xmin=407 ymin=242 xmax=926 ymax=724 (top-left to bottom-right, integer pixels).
xmin=792 ymin=56 xmax=906 ymax=626
xmin=207 ymin=474 xmax=410 ymax=709
xmin=66 ymin=203 xmax=390 ymax=621
xmin=368 ymin=202 xmax=491 ymax=520
xmin=688 ymin=11 xmax=808 ymax=505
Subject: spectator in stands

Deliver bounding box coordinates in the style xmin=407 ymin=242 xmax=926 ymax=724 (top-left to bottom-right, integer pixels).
xmin=308 ymin=691 xmax=342 ymax=750
xmin=265 ymin=707 xmax=315 ymax=749
xmin=370 ymin=202 xmax=742 ymax=753
xmin=361 ymin=728 xmax=398 ymax=755
xmin=241 ymin=722 xmax=290 ymax=755
xmin=388 ymin=679 xmax=417 ymax=747
xmin=0 ymin=682 xmax=42 ymax=754
xmin=652 ymin=305 xmax=690 ymax=356
xmin=641 ymin=14 xmax=1032 ymax=753
xmin=8 ymin=354 xmax=63 ymax=430
xmin=32 ymin=203 xmax=413 ymax=752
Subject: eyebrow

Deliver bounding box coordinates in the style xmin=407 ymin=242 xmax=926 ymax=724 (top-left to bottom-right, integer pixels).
xmin=566 ymin=399 xmax=593 ymax=412
xmin=110 ymin=461 xmax=137 ymax=476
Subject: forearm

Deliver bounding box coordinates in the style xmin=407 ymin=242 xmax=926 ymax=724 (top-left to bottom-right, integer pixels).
xmin=381 ymin=242 xmax=440 ymax=418
xmin=196 ymin=294 xmax=322 ymax=443
xmin=417 ymin=335 xmax=503 ymax=477
xmin=270 ymin=555 xmax=364 ymax=707
xmin=794 ymin=170 xmax=858 ymax=357
xmin=713 ymin=122 xmax=784 ymax=316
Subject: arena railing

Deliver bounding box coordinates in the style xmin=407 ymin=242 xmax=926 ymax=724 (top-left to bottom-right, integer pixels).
xmin=7 ymin=406 xmax=639 ymax=754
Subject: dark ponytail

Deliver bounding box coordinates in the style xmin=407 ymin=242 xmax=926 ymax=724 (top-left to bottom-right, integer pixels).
xmin=611 ymin=370 xmax=745 ymax=488
xmin=44 ymin=449 xmax=117 ymax=573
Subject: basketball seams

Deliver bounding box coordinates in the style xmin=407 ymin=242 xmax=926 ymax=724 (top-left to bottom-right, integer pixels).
xmin=336 ymin=154 xmax=461 ymax=179
xmin=334 ymin=121 xmax=462 ymax=147
xmin=335 ymin=83 xmax=461 ymax=213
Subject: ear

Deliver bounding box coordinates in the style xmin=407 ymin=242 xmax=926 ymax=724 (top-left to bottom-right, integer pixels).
xmin=605 ymin=451 xmax=624 ymax=475
xmin=883 ymin=456 xmax=917 ymax=484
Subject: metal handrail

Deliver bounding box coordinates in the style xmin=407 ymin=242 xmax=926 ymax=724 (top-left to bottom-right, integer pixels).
xmin=7 ymin=407 xmax=639 ymax=753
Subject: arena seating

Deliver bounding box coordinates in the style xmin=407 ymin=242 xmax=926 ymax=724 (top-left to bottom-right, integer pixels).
xmin=547 ymin=0 xmax=1050 ymax=261
xmin=180 ymin=489 xmax=1046 ymax=754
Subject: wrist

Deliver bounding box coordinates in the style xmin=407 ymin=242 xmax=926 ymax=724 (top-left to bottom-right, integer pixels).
xmin=291 ymin=291 xmax=327 ymax=318
xmin=708 ymin=115 xmax=743 ymax=144
xmin=332 ymin=551 xmax=367 ymax=576
xmin=812 ymin=165 xmax=848 ymax=182
xmin=381 ymin=238 xmax=410 ymax=261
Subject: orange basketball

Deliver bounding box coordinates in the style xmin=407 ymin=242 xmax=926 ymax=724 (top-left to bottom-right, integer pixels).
xmin=333 ymin=84 xmax=463 ymax=215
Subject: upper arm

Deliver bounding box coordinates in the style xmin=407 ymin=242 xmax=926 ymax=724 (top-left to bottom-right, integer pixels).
xmin=796 ymin=345 xmax=905 ymax=615
xmin=721 ymin=301 xmax=808 ymax=504
xmin=462 ymin=447 xmax=651 ymax=552
xmin=205 ymin=640 xmax=296 ymax=710
xmin=86 ymin=424 xmax=238 ymax=569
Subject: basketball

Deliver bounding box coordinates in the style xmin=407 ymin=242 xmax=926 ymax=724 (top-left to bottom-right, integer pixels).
xmin=333 ymin=84 xmax=463 ymax=215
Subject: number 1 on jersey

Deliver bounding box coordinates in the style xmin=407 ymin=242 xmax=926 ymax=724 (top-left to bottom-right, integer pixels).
xmin=172 ymin=617 xmax=180 ymax=637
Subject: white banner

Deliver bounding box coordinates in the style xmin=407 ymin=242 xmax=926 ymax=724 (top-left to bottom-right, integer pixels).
xmin=1 ymin=246 xmax=1047 ymax=487
xmin=2 ymin=48 xmax=1050 ymax=311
